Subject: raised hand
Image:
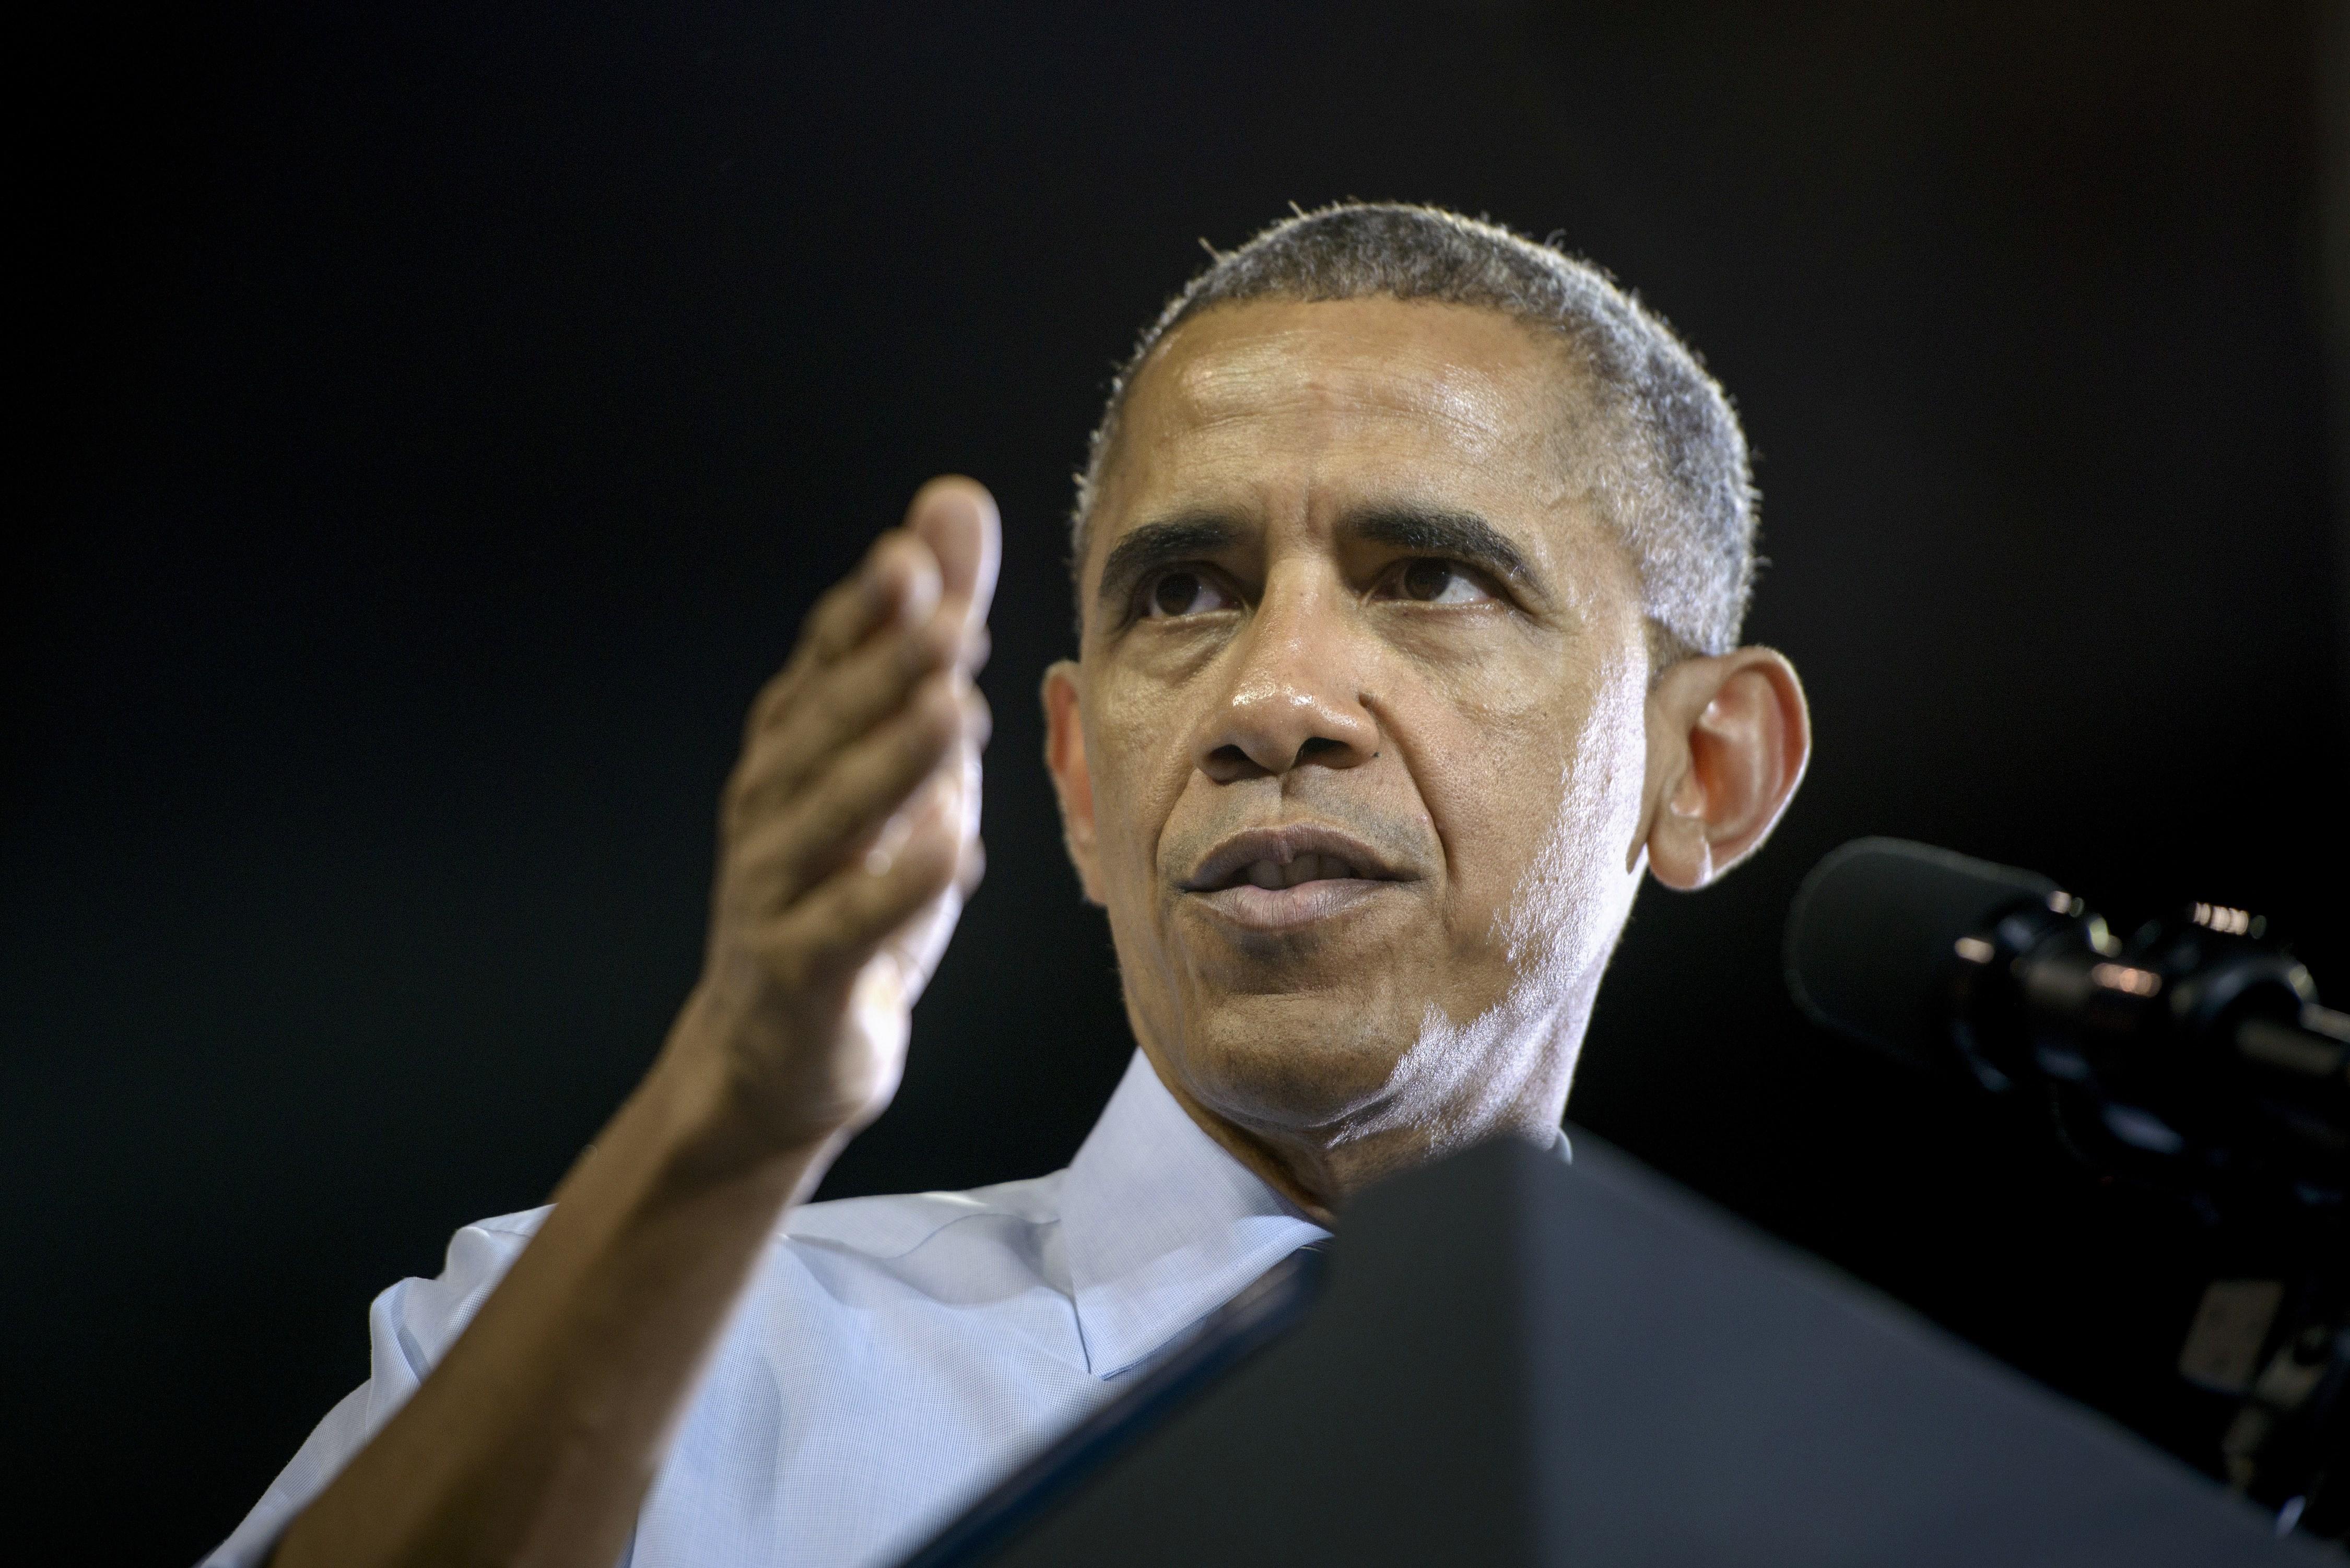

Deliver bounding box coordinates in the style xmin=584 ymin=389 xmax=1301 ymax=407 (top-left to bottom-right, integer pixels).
xmin=683 ymin=476 xmax=1000 ymax=1161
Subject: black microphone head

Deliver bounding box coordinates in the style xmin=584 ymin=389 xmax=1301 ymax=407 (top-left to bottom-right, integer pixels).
xmin=1784 ymin=838 xmax=2058 ymax=1075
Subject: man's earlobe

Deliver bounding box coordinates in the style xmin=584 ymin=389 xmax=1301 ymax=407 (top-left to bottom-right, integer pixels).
xmin=1642 ymin=647 xmax=1811 ymax=892
xmin=1040 ymin=661 xmax=1106 ymax=905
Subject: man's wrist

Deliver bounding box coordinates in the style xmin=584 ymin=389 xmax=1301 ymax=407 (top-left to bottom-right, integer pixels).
xmin=623 ymin=987 xmax=851 ymax=1200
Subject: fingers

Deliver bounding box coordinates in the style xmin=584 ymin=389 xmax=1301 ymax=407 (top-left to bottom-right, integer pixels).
xmin=731 ymin=477 xmax=997 ymax=836
xmin=730 ymin=597 xmax=967 ymax=831
xmin=727 ymin=675 xmax=989 ymax=917
xmin=716 ymin=475 xmax=996 ymax=977
xmin=726 ymin=617 xmax=990 ymax=853
xmin=759 ymin=767 xmax=969 ymax=994
xmin=747 ymin=533 xmax=941 ymax=740
xmin=742 ymin=478 xmax=995 ymax=760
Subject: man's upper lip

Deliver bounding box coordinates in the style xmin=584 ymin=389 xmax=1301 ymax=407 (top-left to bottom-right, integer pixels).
xmin=1179 ymin=824 xmax=1409 ymax=892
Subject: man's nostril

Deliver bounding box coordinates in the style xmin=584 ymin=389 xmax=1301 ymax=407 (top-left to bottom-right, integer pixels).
xmin=1206 ymin=743 xmax=1264 ymax=779
xmin=1294 ymin=737 xmax=1347 ymax=767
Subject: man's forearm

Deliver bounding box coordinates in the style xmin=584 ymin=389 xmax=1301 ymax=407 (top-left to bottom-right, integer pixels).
xmin=266 ymin=485 xmax=995 ymax=1568
xmin=272 ymin=1004 xmax=825 ymax=1568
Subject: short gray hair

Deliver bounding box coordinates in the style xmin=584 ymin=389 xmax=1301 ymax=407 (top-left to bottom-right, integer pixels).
xmin=1072 ymin=202 xmax=1757 ymax=658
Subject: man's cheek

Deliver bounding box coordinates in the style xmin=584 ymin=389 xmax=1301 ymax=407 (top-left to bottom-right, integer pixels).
xmin=1097 ymin=723 xmax=1173 ymax=892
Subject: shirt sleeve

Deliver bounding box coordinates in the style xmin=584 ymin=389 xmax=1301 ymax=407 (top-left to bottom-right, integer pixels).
xmin=197 ymin=1207 xmax=550 ymax=1567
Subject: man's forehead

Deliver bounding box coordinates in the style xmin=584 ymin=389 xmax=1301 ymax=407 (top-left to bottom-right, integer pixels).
xmin=1084 ymin=298 xmax=1593 ymax=574
xmin=1131 ymin=297 xmax=1566 ymax=461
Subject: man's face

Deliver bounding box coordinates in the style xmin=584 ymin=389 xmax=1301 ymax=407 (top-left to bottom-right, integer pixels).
xmin=1050 ymin=297 xmax=1656 ymax=1170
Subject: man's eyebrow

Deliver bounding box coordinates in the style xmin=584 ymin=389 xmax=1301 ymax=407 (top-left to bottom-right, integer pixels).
xmin=1095 ymin=513 xmax=1245 ymax=610
xmin=1346 ymin=505 xmax=1541 ymax=591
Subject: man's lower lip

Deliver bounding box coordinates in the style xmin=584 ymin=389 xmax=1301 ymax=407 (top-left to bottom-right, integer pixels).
xmin=1185 ymin=879 xmax=1399 ymax=930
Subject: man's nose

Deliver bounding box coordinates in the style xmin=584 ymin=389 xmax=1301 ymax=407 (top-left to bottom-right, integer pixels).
xmin=1189 ymin=581 xmax=1382 ymax=784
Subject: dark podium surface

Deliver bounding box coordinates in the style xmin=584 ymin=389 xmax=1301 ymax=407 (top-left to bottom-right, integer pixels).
xmin=921 ymin=1132 xmax=2325 ymax=1566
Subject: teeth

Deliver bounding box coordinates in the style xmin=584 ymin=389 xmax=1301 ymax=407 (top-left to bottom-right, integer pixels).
xmin=1239 ymin=853 xmax=1358 ymax=890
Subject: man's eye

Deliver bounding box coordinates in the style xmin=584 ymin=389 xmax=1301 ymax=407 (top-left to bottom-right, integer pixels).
xmin=1143 ymin=570 xmax=1233 ymax=619
xmin=1388 ymin=558 xmax=1497 ymax=606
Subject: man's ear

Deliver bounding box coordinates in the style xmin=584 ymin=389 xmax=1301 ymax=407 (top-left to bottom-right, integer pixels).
xmin=1640 ymin=646 xmax=1811 ymax=891
xmin=1041 ymin=660 xmax=1107 ymax=905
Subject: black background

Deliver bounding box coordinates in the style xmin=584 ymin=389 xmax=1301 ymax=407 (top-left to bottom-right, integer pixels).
xmin=12 ymin=3 xmax=2347 ymax=1562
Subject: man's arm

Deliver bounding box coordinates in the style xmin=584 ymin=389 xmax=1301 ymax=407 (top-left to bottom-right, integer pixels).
xmin=270 ymin=478 xmax=1000 ymax=1568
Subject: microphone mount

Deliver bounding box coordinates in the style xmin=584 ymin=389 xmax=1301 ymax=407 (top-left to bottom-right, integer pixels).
xmin=1785 ymin=838 xmax=2347 ymax=1221
xmin=1944 ymin=883 xmax=2348 ymax=1218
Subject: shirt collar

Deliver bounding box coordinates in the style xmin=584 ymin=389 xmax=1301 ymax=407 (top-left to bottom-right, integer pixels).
xmin=1058 ymin=1050 xmax=1330 ymax=1378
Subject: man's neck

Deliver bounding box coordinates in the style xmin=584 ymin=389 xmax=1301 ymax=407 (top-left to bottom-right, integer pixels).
xmin=1136 ymin=1038 xmax=1578 ymax=1227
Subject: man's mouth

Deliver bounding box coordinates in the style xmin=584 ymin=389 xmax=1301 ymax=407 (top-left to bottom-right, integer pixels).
xmin=1178 ymin=825 xmax=1409 ymax=930
xmin=1220 ymin=851 xmax=1367 ymax=891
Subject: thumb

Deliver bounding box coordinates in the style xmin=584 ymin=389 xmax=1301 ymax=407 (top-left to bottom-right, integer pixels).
xmin=903 ymin=476 xmax=1001 ymax=640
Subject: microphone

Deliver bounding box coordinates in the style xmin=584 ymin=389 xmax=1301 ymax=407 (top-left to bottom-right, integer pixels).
xmin=1784 ymin=838 xmax=2349 ymax=1211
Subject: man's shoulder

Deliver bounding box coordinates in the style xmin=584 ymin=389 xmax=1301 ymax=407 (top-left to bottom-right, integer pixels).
xmin=423 ymin=1168 xmax=1069 ymax=1274
xmin=466 ymin=1204 xmax=556 ymax=1239
xmin=779 ymin=1168 xmax=1068 ymax=1261
xmin=412 ymin=1205 xmax=553 ymax=1282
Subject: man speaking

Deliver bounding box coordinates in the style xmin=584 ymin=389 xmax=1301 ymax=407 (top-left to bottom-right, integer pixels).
xmin=208 ymin=202 xmax=1811 ymax=1568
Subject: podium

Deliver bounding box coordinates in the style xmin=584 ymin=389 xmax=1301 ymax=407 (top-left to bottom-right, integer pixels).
xmin=904 ymin=1134 xmax=2326 ymax=1566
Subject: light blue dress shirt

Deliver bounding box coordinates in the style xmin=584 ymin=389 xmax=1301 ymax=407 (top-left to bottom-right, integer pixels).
xmin=204 ymin=1051 xmax=1332 ymax=1568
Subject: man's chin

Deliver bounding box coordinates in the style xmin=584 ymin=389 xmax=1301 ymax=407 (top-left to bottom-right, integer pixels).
xmin=1163 ymin=1000 xmax=1424 ymax=1138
